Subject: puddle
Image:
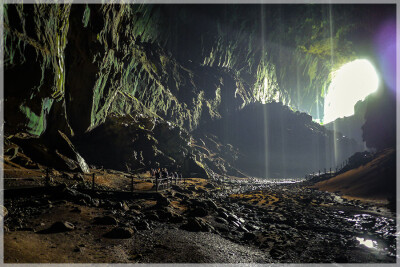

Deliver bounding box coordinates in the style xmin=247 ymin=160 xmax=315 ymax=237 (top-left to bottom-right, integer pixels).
xmin=265 ymin=178 xmax=306 ymax=184
xmin=356 ymin=237 xmax=377 ymax=249
xmin=356 ymin=236 xmax=397 ymax=258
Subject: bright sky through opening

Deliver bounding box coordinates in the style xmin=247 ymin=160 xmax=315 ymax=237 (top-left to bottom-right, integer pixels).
xmin=323 ymin=59 xmax=379 ymax=124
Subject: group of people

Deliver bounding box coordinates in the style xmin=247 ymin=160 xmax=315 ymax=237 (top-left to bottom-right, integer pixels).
xmin=150 ymin=168 xmax=183 ymax=181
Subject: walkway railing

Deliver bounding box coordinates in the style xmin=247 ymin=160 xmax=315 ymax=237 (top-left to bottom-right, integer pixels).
xmin=4 ymin=167 xmax=186 ymax=193
xmin=3 ymin=168 xmax=52 ymax=186
xmin=83 ymin=173 xmax=186 ymax=193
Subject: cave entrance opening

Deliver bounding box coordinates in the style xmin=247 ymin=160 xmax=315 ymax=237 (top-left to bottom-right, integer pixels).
xmin=323 ymin=59 xmax=379 ymax=124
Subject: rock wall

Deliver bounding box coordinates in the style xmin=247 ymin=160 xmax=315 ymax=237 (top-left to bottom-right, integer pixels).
xmin=362 ymin=85 xmax=396 ymax=151
xmin=3 ymin=3 xmax=394 ymax=177
xmin=6 ymin=4 xmax=393 ymax=136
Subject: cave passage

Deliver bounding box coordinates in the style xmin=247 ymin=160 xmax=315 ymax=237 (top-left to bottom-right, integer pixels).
xmin=2 ymin=3 xmax=397 ymax=264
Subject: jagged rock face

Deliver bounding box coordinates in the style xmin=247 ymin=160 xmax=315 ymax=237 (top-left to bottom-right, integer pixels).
xmin=7 ymin=130 xmax=89 ymax=173
xmin=4 ymin=4 xmax=71 ymax=136
xmin=195 ymin=102 xmax=363 ymax=178
xmin=362 ymin=86 xmax=396 ymax=151
xmin=73 ymin=114 xmax=187 ymax=171
xmin=4 ymin=4 xmax=393 ymax=137
xmin=72 ymin=113 xmax=208 ymax=178
xmin=3 ymin=4 xmax=393 ymax=177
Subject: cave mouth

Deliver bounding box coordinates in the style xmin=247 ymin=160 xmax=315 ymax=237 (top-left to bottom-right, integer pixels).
xmin=323 ymin=59 xmax=379 ymax=124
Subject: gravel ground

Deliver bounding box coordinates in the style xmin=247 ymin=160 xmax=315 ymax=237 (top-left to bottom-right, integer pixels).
xmin=129 ymin=225 xmax=271 ymax=263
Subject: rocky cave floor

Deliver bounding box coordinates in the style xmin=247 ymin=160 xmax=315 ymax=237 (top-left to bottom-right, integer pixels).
xmin=3 ymin=165 xmax=397 ymax=263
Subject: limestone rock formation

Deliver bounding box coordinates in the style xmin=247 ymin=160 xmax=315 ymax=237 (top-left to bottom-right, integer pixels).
xmin=3 ymin=4 xmax=394 ymax=178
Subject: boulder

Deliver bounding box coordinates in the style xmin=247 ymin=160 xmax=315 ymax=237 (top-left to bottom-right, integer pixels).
xmin=205 ymin=199 xmax=218 ymax=210
xmin=215 ymin=225 xmax=230 ymax=233
xmin=174 ymin=192 xmax=189 ymax=200
xmin=180 ymin=217 xmax=213 ymax=232
xmin=1 ymin=206 xmax=8 ymax=220
xmin=269 ymin=247 xmax=285 ymax=259
xmin=119 ymin=201 xmax=130 ymax=211
xmin=189 ymin=198 xmax=209 ymax=209
xmin=156 ymin=195 xmax=171 ymax=207
xmin=215 ymin=217 xmax=229 ymax=225
xmin=246 ymin=224 xmax=260 ymax=231
xmin=39 ymin=221 xmax=75 ymax=233
xmin=187 ymin=207 xmax=208 ymax=218
xmin=62 ymin=188 xmax=92 ymax=204
xmin=103 ymin=227 xmax=134 ymax=239
xmin=242 ymin=232 xmax=257 ymax=241
xmin=169 ymin=214 xmax=184 ymax=223
xmin=145 ymin=212 xmax=159 ymax=221
xmin=217 ymin=207 xmax=228 ymax=214
xmin=156 ymin=208 xmax=174 ymax=221
xmin=135 ymin=220 xmax=150 ymax=230
xmin=227 ymin=213 xmax=239 ymax=222
xmin=93 ymin=215 xmax=118 ymax=225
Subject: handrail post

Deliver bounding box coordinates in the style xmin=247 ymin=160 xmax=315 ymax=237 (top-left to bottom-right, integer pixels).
xmin=92 ymin=173 xmax=95 ymax=192
xmin=131 ymin=175 xmax=134 ymax=193
xmin=45 ymin=168 xmax=50 ymax=187
xmin=156 ymin=175 xmax=158 ymax=192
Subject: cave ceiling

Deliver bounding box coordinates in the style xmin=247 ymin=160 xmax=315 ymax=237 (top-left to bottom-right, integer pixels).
xmin=3 ymin=3 xmax=395 ymax=136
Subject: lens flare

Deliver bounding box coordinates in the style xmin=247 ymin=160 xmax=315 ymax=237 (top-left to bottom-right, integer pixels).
xmin=323 ymin=59 xmax=379 ymax=124
xmin=374 ymin=18 xmax=396 ymax=93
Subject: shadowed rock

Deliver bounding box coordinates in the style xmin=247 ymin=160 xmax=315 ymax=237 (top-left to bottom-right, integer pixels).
xmin=38 ymin=221 xmax=75 ymax=234
xmin=180 ymin=217 xmax=213 ymax=232
xmin=156 ymin=195 xmax=171 ymax=208
xmin=103 ymin=227 xmax=134 ymax=239
xmin=187 ymin=207 xmax=208 ymax=218
xmin=93 ymin=215 xmax=118 ymax=225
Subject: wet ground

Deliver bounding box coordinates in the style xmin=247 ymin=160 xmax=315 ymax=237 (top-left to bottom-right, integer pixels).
xmin=3 ymin=172 xmax=398 ymax=263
